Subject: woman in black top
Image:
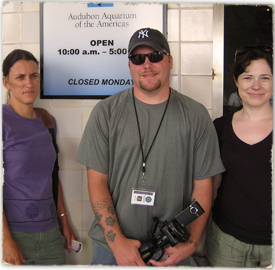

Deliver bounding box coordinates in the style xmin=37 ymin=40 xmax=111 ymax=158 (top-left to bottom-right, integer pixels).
xmin=205 ymin=46 xmax=273 ymax=267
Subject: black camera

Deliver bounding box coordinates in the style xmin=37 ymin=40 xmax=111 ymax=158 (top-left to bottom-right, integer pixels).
xmin=139 ymin=200 xmax=204 ymax=264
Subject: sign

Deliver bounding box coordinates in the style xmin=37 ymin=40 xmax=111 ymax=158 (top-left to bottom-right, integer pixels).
xmin=41 ymin=2 xmax=165 ymax=99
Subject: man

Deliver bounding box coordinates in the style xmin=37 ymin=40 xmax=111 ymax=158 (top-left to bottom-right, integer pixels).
xmin=76 ymin=28 xmax=225 ymax=266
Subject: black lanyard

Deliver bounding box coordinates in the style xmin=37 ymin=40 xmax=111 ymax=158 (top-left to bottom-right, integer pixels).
xmin=132 ymin=88 xmax=171 ymax=186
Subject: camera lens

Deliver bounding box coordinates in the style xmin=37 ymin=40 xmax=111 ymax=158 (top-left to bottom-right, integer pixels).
xmin=190 ymin=207 xmax=198 ymax=215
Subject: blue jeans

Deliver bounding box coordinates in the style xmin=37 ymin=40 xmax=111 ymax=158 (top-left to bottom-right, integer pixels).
xmin=92 ymin=240 xmax=117 ymax=265
xmin=92 ymin=240 xmax=191 ymax=266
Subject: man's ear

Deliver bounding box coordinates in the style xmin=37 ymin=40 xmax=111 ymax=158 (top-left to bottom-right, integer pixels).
xmin=169 ymin=55 xmax=173 ymax=70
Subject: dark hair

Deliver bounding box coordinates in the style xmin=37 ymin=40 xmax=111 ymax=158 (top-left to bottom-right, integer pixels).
xmin=232 ymin=48 xmax=273 ymax=81
xmin=2 ymin=49 xmax=39 ymax=77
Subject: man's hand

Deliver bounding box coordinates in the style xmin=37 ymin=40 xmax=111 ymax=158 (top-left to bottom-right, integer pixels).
xmin=3 ymin=236 xmax=25 ymax=265
xmin=150 ymin=178 xmax=212 ymax=267
xmin=112 ymin=237 xmax=147 ymax=266
xmin=149 ymin=241 xmax=195 ymax=266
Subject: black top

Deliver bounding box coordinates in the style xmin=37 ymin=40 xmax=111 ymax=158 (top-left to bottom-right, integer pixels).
xmin=212 ymin=113 xmax=272 ymax=245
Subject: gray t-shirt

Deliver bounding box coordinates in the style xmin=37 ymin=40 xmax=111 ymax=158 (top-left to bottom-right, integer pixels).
xmin=76 ymin=88 xmax=225 ymax=252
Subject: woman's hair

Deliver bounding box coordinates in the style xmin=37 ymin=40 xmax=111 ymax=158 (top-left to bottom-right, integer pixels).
xmin=3 ymin=49 xmax=39 ymax=102
xmin=2 ymin=49 xmax=39 ymax=77
xmin=232 ymin=47 xmax=273 ymax=81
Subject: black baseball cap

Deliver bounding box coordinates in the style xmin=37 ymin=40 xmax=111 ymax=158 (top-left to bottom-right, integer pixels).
xmin=128 ymin=28 xmax=170 ymax=56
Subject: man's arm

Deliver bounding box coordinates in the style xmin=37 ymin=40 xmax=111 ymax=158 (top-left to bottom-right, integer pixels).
xmin=150 ymin=177 xmax=212 ymax=266
xmin=212 ymin=173 xmax=222 ymax=202
xmin=87 ymin=167 xmax=146 ymax=266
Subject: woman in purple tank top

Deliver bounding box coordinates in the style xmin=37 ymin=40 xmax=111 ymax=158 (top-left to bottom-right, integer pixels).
xmin=2 ymin=49 xmax=76 ymax=265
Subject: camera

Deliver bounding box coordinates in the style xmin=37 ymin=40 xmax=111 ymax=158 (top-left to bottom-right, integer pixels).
xmin=139 ymin=200 xmax=204 ymax=264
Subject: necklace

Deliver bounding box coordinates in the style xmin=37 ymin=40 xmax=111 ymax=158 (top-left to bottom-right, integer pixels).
xmin=132 ymin=88 xmax=171 ymax=186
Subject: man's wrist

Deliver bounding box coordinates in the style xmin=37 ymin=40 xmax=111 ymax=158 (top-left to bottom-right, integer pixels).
xmin=107 ymin=230 xmax=125 ymax=248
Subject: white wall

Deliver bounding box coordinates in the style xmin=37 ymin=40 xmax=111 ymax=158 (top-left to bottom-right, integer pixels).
xmin=2 ymin=2 xmax=216 ymax=265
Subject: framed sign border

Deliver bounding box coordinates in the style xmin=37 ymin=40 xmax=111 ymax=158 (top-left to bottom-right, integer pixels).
xmin=40 ymin=2 xmax=167 ymax=99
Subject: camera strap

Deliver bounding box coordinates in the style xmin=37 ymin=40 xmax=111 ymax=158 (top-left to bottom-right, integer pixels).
xmin=132 ymin=88 xmax=171 ymax=186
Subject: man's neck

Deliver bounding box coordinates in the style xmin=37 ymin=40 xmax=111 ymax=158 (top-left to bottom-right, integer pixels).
xmin=133 ymin=86 xmax=171 ymax=104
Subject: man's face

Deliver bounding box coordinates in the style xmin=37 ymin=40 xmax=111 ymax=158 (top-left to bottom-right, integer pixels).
xmin=129 ymin=45 xmax=173 ymax=94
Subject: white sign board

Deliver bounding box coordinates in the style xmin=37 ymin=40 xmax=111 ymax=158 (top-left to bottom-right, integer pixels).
xmin=41 ymin=2 xmax=165 ymax=99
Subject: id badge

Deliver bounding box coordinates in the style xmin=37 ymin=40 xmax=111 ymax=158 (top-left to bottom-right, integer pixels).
xmin=131 ymin=186 xmax=156 ymax=206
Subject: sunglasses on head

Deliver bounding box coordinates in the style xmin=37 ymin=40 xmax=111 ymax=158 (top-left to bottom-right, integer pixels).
xmin=234 ymin=45 xmax=273 ymax=62
xmin=129 ymin=51 xmax=170 ymax=65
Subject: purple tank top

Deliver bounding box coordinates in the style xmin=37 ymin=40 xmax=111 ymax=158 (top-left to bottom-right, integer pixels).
xmin=2 ymin=104 xmax=58 ymax=233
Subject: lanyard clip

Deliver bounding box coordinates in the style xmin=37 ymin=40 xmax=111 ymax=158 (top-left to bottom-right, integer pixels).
xmin=142 ymin=162 xmax=146 ymax=173
xmin=142 ymin=163 xmax=146 ymax=186
xmin=142 ymin=172 xmax=146 ymax=186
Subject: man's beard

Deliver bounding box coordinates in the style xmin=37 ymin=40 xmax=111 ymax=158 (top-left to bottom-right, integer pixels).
xmin=139 ymin=79 xmax=162 ymax=92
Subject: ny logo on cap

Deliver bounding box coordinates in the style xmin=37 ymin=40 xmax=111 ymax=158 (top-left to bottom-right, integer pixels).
xmin=138 ymin=29 xmax=149 ymax=39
